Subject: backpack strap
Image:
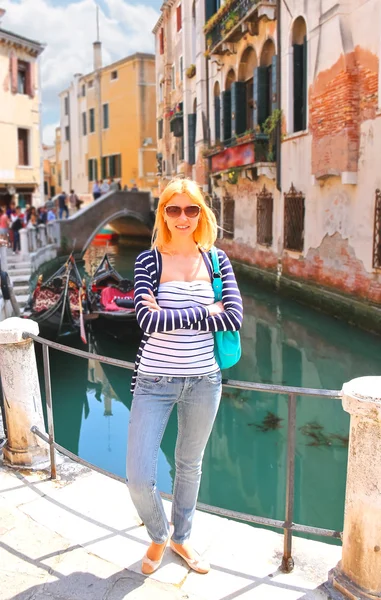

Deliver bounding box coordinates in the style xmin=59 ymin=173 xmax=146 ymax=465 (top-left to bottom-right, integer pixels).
xmin=209 ymin=246 xmax=223 ymax=301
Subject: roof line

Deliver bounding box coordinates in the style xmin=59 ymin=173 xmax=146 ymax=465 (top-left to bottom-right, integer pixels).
xmin=0 ymin=27 xmax=45 ymax=55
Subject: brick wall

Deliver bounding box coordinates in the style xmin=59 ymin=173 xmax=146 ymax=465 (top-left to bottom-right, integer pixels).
xmin=310 ymin=47 xmax=378 ymax=178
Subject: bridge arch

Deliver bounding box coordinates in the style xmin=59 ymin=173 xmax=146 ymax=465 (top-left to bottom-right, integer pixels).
xmin=82 ymin=208 xmax=152 ymax=253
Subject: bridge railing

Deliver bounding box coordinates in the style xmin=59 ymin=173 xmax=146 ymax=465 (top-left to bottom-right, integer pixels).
xmin=19 ymin=222 xmax=60 ymax=256
xmin=23 ymin=331 xmax=343 ymax=574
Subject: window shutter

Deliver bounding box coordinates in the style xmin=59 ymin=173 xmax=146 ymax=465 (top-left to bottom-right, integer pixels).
xmin=10 ymin=54 xmax=18 ymax=94
xmin=256 ymin=67 xmax=269 ymax=127
xmin=88 ymin=159 xmax=93 ymax=181
xmin=159 ymin=28 xmax=164 ymax=55
xmin=302 ymin=36 xmax=308 ymax=130
xmin=214 ymin=95 xmax=221 ymax=141
xmin=205 ymin=0 xmax=216 ymax=21
xmin=176 ymin=5 xmax=182 ymax=31
xmin=231 ymin=81 xmax=247 ymax=136
xmin=222 ymin=90 xmax=231 ymax=141
xmin=26 ymin=62 xmax=34 ymax=98
xmin=293 ymin=44 xmax=304 ymax=132
xmin=271 ymin=55 xmax=277 ymax=113
xmin=102 ymin=157 xmax=107 ymax=179
xmin=158 ymin=119 xmax=163 ymax=139
xmin=94 ymin=160 xmax=98 ymax=181
xmin=188 ymin=113 xmax=196 ymax=165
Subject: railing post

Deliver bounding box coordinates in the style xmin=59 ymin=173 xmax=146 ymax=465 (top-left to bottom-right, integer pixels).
xmin=0 ymin=318 xmax=49 ymax=468
xmin=331 ymin=376 xmax=381 ymax=599
xmin=42 ymin=344 xmax=57 ymax=479
xmin=281 ymin=392 xmax=296 ymax=573
xmin=19 ymin=228 xmax=28 ymax=258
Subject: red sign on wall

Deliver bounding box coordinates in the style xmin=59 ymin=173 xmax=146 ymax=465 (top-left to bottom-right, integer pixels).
xmin=211 ymin=142 xmax=255 ymax=173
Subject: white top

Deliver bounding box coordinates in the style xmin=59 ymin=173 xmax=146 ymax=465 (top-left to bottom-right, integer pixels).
xmin=138 ymin=281 xmax=219 ymax=377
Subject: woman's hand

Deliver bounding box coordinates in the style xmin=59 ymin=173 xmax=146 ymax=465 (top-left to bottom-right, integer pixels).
xmin=208 ymin=301 xmax=224 ymax=316
xmin=141 ymin=289 xmax=162 ymax=312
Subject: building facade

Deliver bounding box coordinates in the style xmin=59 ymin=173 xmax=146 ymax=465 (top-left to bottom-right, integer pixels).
xmin=0 ymin=11 xmax=45 ymax=209
xmin=154 ymin=0 xmax=381 ymax=308
xmin=59 ymin=45 xmax=158 ymax=195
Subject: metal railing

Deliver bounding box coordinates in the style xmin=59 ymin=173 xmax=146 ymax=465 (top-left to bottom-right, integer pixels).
xmin=23 ymin=331 xmax=343 ymax=573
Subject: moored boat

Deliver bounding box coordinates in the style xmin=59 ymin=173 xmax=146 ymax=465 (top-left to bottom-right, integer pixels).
xmin=87 ymin=253 xmax=139 ymax=341
xmin=23 ymin=255 xmax=88 ymax=343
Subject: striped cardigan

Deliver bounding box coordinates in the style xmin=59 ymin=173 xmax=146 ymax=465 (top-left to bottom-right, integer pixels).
xmin=131 ymin=247 xmax=243 ymax=393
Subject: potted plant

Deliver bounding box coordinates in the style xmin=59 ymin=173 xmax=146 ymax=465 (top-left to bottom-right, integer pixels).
xmin=263 ymin=109 xmax=283 ymax=162
xmin=186 ymin=64 xmax=196 ymax=79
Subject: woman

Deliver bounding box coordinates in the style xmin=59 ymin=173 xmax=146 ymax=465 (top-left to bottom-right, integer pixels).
xmin=0 ymin=207 xmax=10 ymax=244
xmin=127 ymin=178 xmax=243 ymax=575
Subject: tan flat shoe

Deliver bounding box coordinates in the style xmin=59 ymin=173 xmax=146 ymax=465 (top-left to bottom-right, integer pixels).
xmin=170 ymin=540 xmax=210 ymax=574
xmin=141 ymin=540 xmax=168 ymax=575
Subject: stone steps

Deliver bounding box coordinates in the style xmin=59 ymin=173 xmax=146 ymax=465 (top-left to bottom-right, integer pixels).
xmin=9 ymin=274 xmax=32 ymax=284
xmin=12 ymin=284 xmax=29 ymax=295
xmin=7 ymin=261 xmax=32 ymax=269
xmin=14 ymin=294 xmax=29 ymax=309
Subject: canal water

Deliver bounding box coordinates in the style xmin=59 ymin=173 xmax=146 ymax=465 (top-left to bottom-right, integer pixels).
xmin=37 ymin=241 xmax=381 ymax=543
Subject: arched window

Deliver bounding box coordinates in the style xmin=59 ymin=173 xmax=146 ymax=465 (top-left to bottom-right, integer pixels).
xmin=292 ymin=17 xmax=307 ymax=132
xmin=222 ymin=69 xmax=235 ymax=142
xmin=213 ymin=82 xmax=221 ymax=142
xmin=229 ymin=47 xmax=258 ymax=135
xmin=253 ymin=39 xmax=276 ymax=130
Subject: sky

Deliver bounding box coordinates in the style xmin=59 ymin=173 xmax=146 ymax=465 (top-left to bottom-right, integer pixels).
xmin=1 ymin=0 xmax=160 ymax=144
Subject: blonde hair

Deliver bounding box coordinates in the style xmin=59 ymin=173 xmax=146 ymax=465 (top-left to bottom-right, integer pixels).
xmin=152 ymin=178 xmax=217 ymax=252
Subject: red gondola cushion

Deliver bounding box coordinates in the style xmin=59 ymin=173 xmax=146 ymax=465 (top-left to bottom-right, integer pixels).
xmin=100 ymin=287 xmax=134 ymax=312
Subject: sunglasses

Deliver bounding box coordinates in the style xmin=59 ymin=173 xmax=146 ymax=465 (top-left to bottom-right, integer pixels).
xmin=164 ymin=205 xmax=201 ymax=218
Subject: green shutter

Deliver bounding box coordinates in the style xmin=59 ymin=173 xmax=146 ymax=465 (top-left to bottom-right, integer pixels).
xmin=302 ymin=36 xmax=308 ymax=130
xmin=205 ymin=0 xmax=216 ymax=21
xmin=94 ymin=159 xmax=98 ymax=181
xmin=88 ymin=159 xmax=93 ymax=181
xmin=293 ymin=44 xmax=304 ymax=132
xmin=214 ymin=95 xmax=220 ymax=141
xmin=109 ymin=155 xmax=115 ymax=178
xmin=188 ymin=113 xmax=196 ymax=164
xmin=257 ymin=67 xmax=269 ymax=128
xmin=222 ymin=90 xmax=231 ymax=141
xmin=102 ymin=157 xmax=107 ymax=179
xmin=271 ymin=55 xmax=278 ymax=113
xmin=231 ymin=82 xmax=246 ymax=136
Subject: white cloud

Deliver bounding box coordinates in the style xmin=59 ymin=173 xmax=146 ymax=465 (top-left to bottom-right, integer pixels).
xmin=43 ymin=122 xmax=59 ymax=146
xmin=1 ymin=0 xmax=159 ymax=143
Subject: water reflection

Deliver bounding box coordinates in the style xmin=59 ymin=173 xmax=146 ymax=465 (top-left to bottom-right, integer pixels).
xmin=38 ymin=242 xmax=381 ymax=542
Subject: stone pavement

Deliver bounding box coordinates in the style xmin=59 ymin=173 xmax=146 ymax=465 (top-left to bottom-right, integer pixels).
xmin=0 ymin=458 xmax=345 ymax=600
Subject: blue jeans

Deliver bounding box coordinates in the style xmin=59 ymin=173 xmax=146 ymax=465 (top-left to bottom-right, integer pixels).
xmin=127 ymin=372 xmax=222 ymax=544
xmin=59 ymin=206 xmax=68 ymax=219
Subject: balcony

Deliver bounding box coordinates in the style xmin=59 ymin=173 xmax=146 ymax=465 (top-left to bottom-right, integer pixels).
xmin=205 ymin=0 xmax=276 ymax=56
xmin=204 ymin=131 xmax=275 ymax=179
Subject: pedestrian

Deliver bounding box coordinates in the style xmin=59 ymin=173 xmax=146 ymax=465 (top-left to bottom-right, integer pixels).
xmin=0 ymin=207 xmax=10 ymax=244
xmin=47 ymin=207 xmax=56 ymax=222
xmin=127 ymin=178 xmax=243 ymax=575
xmin=109 ymin=178 xmax=119 ymax=192
xmin=117 ymin=180 xmax=122 ymax=191
xmin=23 ymin=204 xmax=31 ymax=226
xmin=58 ymin=192 xmax=69 ymax=219
xmin=93 ymin=181 xmax=101 ymax=201
xmin=123 ymin=185 xmax=129 ymax=192
xmin=37 ymin=206 xmax=47 ymax=225
xmin=69 ymin=189 xmax=82 ymax=212
xmin=131 ymin=182 xmax=138 ymax=191
xmin=100 ymin=179 xmax=110 ymax=195
xmin=11 ymin=206 xmax=23 ymax=254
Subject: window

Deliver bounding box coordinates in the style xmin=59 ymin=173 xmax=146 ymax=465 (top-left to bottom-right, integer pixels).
xmin=171 ymin=65 xmax=175 ymax=90
xmin=213 ymin=82 xmax=221 ymax=141
xmin=17 ymin=128 xmax=29 ymax=166
xmin=236 ymin=46 xmax=257 ymax=132
xmin=82 ymin=112 xmax=87 ymax=136
xmin=222 ymin=70 xmax=235 ymax=141
xmin=101 ymin=155 xmax=122 ymax=179
xmin=223 ymin=196 xmax=235 ymax=240
xmin=179 ymin=56 xmax=183 ymax=82
xmin=44 ymin=181 xmax=49 ymax=196
xmin=158 ymin=119 xmax=163 ymax=139
xmin=88 ymin=80 xmax=94 ymax=89
xmin=188 ymin=112 xmax=196 ymax=165
xmin=103 ymin=104 xmax=109 ymax=129
xmin=81 ymin=84 xmax=86 ymax=97
xmin=257 ymin=185 xmax=273 ymax=246
xmin=17 ymin=61 xmax=28 ymax=95
xmin=373 ymin=189 xmax=381 ymax=269
xmin=159 ymin=81 xmax=164 ymax=102
xmin=284 ymin=184 xmax=305 ymax=252
xmin=65 ymin=126 xmax=70 ymax=142
xmin=178 ymin=136 xmax=184 ymax=161
xmin=88 ymin=158 xmax=98 ymax=182
xmin=64 ymin=96 xmax=69 ymax=116
xmin=111 ymin=70 xmax=118 ymax=80
xmin=206 ymin=0 xmax=222 ymax=20
xmin=64 ymin=160 xmax=69 ymax=180
xmin=176 ymin=4 xmax=182 ymax=31
xmin=89 ymin=108 xmax=95 ymax=133
xmin=159 ymin=27 xmax=164 ymax=55
xmin=292 ymin=17 xmax=307 ymax=132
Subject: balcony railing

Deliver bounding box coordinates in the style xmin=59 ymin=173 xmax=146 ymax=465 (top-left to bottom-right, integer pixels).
xmin=205 ymin=0 xmax=276 ymax=55
xmin=205 ymin=132 xmax=275 ymax=174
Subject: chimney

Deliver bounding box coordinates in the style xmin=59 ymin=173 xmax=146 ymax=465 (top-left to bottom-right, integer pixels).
xmin=93 ymin=41 xmax=102 ymax=71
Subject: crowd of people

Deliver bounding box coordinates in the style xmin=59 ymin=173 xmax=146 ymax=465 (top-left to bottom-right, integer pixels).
xmin=0 ymin=202 xmax=55 ymax=254
xmin=92 ymin=178 xmax=138 ymax=200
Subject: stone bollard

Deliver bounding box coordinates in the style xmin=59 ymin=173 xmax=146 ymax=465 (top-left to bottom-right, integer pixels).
xmin=331 ymin=376 xmax=381 ymax=599
xmin=0 ymin=317 xmax=49 ymax=469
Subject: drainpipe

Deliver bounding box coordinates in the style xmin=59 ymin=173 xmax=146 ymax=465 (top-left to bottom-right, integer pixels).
xmin=276 ymin=0 xmax=281 ymax=193
xmin=205 ymin=54 xmax=212 ymax=194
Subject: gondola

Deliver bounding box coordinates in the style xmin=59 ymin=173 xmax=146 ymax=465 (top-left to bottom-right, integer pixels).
xmin=23 ymin=255 xmax=88 ymax=343
xmin=87 ymin=253 xmax=139 ymax=341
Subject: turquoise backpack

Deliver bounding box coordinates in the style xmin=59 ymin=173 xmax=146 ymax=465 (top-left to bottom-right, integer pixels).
xmin=209 ymin=246 xmax=241 ymax=370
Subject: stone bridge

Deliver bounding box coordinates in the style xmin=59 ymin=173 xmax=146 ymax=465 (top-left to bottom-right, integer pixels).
xmin=59 ymin=191 xmax=154 ymax=254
